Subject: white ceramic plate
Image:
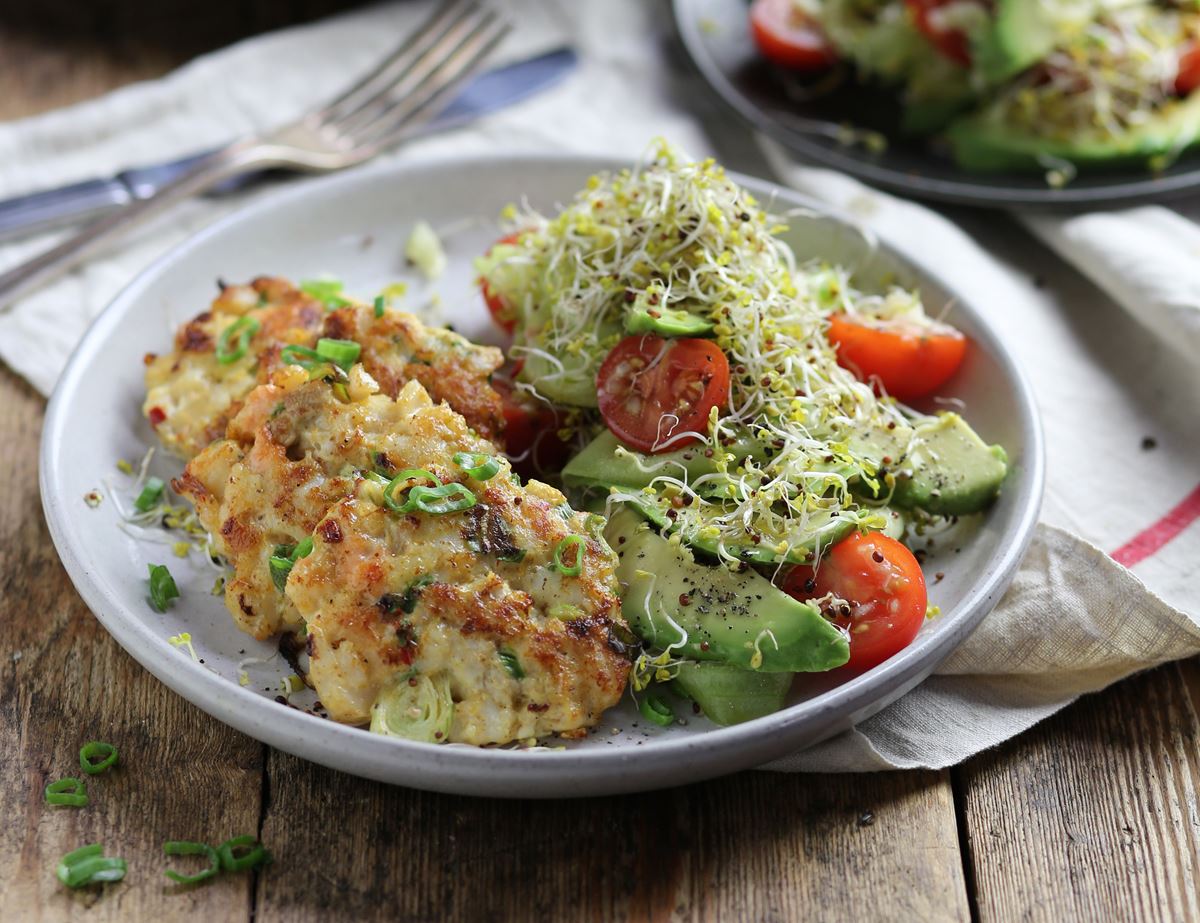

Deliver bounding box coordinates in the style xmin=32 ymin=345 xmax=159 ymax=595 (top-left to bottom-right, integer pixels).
xmin=41 ymin=154 xmax=1043 ymax=797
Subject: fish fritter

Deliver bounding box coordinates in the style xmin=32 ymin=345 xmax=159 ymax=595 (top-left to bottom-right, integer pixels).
xmin=177 ymin=370 xmax=629 ymax=743
xmin=144 ymin=276 xmax=504 ymax=459
xmin=288 ymin=448 xmax=629 ymax=745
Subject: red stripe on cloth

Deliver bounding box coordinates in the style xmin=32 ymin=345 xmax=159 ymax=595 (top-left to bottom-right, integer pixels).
xmin=1111 ymin=482 xmax=1200 ymax=568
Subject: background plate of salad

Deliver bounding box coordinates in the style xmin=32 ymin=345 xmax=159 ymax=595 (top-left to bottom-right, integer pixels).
xmin=673 ymin=0 xmax=1200 ymax=207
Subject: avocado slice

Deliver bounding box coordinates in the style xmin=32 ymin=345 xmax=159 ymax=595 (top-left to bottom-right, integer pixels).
xmin=562 ymin=429 xmax=761 ymax=491
xmin=947 ymin=90 xmax=1200 ymax=172
xmin=671 ymin=662 xmax=794 ymax=726
xmin=891 ymin=413 xmax=1008 ymax=516
xmin=607 ymin=510 xmax=850 ymax=673
xmin=970 ymin=0 xmax=1133 ymax=85
xmin=625 ymin=306 xmax=714 ymax=337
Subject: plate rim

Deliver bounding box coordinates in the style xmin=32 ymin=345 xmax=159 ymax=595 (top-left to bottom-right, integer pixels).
xmin=670 ymin=0 xmax=1200 ymax=209
xmin=39 ymin=151 xmax=1045 ymax=796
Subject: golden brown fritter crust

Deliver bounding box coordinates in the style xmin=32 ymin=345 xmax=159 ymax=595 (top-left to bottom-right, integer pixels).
xmin=144 ymin=276 xmax=504 ymax=459
xmin=175 ymin=372 xmax=629 ymax=744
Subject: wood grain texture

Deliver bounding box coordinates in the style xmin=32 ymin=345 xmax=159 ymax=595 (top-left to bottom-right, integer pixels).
xmin=957 ymin=660 xmax=1200 ymax=923
xmin=255 ymin=750 xmax=969 ymax=923
xmin=0 ymin=368 xmax=265 ymax=921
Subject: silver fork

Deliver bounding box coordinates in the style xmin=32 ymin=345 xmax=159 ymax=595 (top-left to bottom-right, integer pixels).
xmin=0 ymin=0 xmax=509 ymax=309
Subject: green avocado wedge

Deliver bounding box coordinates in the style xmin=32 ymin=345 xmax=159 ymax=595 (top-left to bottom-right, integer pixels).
xmin=671 ymin=662 xmax=795 ymax=726
xmin=947 ymin=91 xmax=1200 ymax=172
xmin=970 ymin=0 xmax=1128 ymax=85
xmin=625 ymin=306 xmax=714 ymax=337
xmin=607 ymin=510 xmax=849 ymax=673
xmin=890 ymin=413 xmax=1008 ymax=516
xmin=562 ymin=429 xmax=761 ymax=491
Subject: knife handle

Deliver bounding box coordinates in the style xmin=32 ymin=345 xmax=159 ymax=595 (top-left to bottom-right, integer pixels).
xmin=0 ymin=152 xmax=219 ymax=244
xmin=0 ymin=179 xmax=133 ymax=242
xmin=0 ymin=144 xmax=258 ymax=309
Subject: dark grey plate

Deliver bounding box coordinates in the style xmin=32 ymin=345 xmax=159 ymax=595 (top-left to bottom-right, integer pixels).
xmin=672 ymin=0 xmax=1200 ymax=209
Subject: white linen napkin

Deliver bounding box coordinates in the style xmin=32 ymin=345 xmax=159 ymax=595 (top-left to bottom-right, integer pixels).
xmin=2 ymin=0 xmax=1197 ymax=771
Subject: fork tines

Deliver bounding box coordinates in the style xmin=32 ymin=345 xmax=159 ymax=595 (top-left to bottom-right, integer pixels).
xmin=318 ymin=1 xmax=511 ymax=151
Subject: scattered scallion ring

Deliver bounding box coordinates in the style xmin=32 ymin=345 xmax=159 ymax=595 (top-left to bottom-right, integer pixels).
xmin=300 ymin=278 xmax=350 ymax=308
xmin=134 ymin=476 xmax=165 ymax=513
xmin=373 ymin=295 xmax=385 ymax=319
xmin=279 ymin=344 xmax=324 ymax=370
xmin=215 ymin=316 xmax=260 ymax=364
xmin=163 ymin=841 xmax=221 ymax=884
xmin=268 ymin=537 xmax=315 ymax=592
xmin=552 ymin=535 xmax=586 ymax=577
xmin=148 ymin=563 xmax=180 ymax=613
xmin=381 ymin=469 xmax=442 ymax=512
xmin=452 ymin=451 xmax=501 ymax=481
xmin=397 ymin=483 xmax=477 ymax=515
xmin=216 ymin=835 xmax=270 ymax=873
xmin=315 ymin=337 xmax=361 ymax=370
xmin=80 ymin=741 xmax=118 ymax=775
xmin=56 ymin=844 xmax=127 ymax=888
xmin=45 ymin=777 xmax=88 ymax=808
xmin=498 ymin=649 xmax=524 ymax=680
xmin=639 ymin=692 xmax=675 ymax=727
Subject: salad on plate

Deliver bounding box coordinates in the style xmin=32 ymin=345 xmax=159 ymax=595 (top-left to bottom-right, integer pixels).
xmin=134 ymin=144 xmax=1007 ymax=747
xmin=749 ymin=0 xmax=1200 ymax=179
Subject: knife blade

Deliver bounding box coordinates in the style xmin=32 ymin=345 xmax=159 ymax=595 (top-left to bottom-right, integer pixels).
xmin=0 ymin=47 xmax=576 ymax=244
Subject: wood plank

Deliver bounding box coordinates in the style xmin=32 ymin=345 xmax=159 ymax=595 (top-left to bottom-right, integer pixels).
xmin=0 ymin=368 xmax=265 ymax=921
xmin=256 ymin=750 xmax=969 ymax=923
xmin=956 ymin=659 xmax=1200 ymax=923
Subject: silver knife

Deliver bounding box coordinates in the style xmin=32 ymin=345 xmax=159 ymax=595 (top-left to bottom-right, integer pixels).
xmin=0 ymin=47 xmax=576 ymax=244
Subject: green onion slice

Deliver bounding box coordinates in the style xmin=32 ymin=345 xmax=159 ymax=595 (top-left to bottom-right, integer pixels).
xmin=300 ymin=278 xmax=350 ymax=308
xmin=148 ymin=563 xmax=180 ymax=612
xmin=373 ymin=295 xmax=385 ymax=319
xmin=216 ymin=835 xmax=270 ymax=873
xmin=215 ymin=316 xmax=260 ymax=364
xmin=45 ymin=777 xmax=88 ymax=807
xmin=397 ymin=483 xmax=477 ymax=515
xmin=268 ymin=537 xmax=315 ymax=592
xmin=552 ymin=535 xmax=586 ymax=577
xmin=315 ymin=337 xmax=361 ymax=370
xmin=639 ymin=692 xmax=674 ymax=727
xmin=279 ymin=344 xmax=323 ymax=369
xmin=163 ymin=841 xmax=220 ymax=884
xmin=498 ymin=649 xmax=525 ymax=680
xmin=134 ymin=476 xmax=165 ymax=513
xmin=80 ymin=741 xmax=118 ymax=775
xmin=381 ymin=469 xmax=442 ymax=511
xmin=452 ymin=451 xmax=501 ymax=481
xmin=268 ymin=549 xmax=293 ymax=592
xmin=56 ymin=844 xmax=127 ymax=888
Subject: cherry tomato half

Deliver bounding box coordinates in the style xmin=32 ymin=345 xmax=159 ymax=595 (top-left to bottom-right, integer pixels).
xmin=596 ymin=335 xmax=730 ymax=454
xmin=495 ymin=378 xmax=573 ymax=480
xmin=783 ymin=531 xmax=927 ymax=672
xmin=750 ymin=0 xmax=838 ymax=71
xmin=826 ymin=313 xmax=967 ymax=402
xmin=905 ymin=0 xmax=972 ymax=66
xmin=479 ymin=232 xmax=522 ymax=335
xmin=1177 ymin=44 xmax=1200 ymax=95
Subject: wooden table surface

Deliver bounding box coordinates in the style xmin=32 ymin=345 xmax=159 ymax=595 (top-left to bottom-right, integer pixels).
xmin=2 ymin=10 xmax=1199 ymax=922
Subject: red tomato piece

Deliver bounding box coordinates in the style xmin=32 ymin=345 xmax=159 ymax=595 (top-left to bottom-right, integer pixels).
xmin=750 ymin=0 xmax=838 ymax=71
xmin=597 ymin=335 xmax=730 ymax=454
xmin=826 ymin=313 xmax=967 ymax=402
xmin=783 ymin=531 xmax=928 ymax=672
xmin=1177 ymin=44 xmax=1200 ymax=95
xmin=905 ymin=0 xmax=972 ymax=66
xmin=494 ymin=378 xmax=574 ymax=480
xmin=479 ymin=232 xmax=522 ymax=335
